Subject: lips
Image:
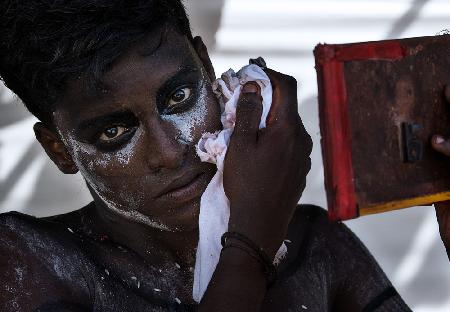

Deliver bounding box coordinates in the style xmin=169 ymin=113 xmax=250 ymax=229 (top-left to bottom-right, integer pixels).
xmin=155 ymin=171 xmax=206 ymax=203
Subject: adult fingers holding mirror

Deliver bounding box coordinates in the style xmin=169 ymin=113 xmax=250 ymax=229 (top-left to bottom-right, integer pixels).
xmin=432 ymin=85 xmax=450 ymax=259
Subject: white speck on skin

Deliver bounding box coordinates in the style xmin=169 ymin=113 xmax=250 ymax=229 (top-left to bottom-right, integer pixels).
xmin=137 ymin=281 xmax=141 ymax=289
xmin=175 ymin=262 xmax=181 ymax=269
xmin=174 ymin=297 xmax=181 ymax=304
xmin=14 ymin=267 xmax=24 ymax=283
xmin=67 ymin=227 xmax=74 ymax=234
xmin=105 ymin=269 xmax=109 ymax=276
xmin=154 ymin=288 xmax=161 ymax=292
xmin=131 ymin=276 xmax=137 ymax=281
xmin=302 ymin=305 xmax=308 ymax=310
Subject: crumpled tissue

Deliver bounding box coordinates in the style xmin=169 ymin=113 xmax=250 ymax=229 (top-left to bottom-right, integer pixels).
xmin=193 ymin=63 xmax=287 ymax=302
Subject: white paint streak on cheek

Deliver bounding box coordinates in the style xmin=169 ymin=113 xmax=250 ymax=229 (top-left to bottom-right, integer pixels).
xmin=96 ymin=194 xmax=171 ymax=231
xmin=64 ymin=135 xmax=110 ymax=196
xmin=53 ymin=115 xmax=173 ymax=231
xmin=161 ymin=77 xmax=209 ymax=143
xmin=116 ymin=127 xmax=142 ymax=166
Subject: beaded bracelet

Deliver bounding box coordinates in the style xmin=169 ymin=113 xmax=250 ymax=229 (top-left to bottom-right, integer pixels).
xmin=221 ymin=231 xmax=277 ymax=286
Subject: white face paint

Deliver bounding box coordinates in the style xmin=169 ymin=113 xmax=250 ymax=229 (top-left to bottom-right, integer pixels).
xmin=53 ymin=115 xmax=172 ymax=231
xmin=161 ymin=73 xmax=209 ymax=143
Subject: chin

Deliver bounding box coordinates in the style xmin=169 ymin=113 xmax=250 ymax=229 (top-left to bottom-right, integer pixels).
xmin=170 ymin=197 xmax=201 ymax=232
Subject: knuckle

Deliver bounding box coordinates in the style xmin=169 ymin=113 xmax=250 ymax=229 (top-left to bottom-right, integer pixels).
xmin=286 ymin=75 xmax=298 ymax=85
xmin=283 ymin=75 xmax=298 ymax=89
xmin=238 ymin=93 xmax=262 ymax=106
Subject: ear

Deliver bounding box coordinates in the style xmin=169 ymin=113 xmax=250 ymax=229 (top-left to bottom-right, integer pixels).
xmin=192 ymin=36 xmax=216 ymax=82
xmin=33 ymin=122 xmax=78 ymax=174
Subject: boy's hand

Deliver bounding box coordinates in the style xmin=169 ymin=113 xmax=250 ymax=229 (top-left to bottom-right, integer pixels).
xmin=223 ymin=68 xmax=312 ymax=258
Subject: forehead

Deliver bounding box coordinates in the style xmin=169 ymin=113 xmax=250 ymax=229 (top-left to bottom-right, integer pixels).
xmin=56 ymin=26 xmax=199 ymax=119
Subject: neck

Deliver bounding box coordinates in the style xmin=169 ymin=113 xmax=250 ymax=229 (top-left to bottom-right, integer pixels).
xmin=89 ymin=196 xmax=199 ymax=269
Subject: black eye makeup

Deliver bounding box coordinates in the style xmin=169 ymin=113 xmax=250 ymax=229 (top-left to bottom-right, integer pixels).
xmin=156 ymin=66 xmax=200 ymax=115
xmin=75 ymin=111 xmax=139 ymax=150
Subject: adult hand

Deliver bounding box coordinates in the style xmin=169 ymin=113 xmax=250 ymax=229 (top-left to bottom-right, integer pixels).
xmin=223 ymin=68 xmax=312 ymax=258
xmin=431 ymin=85 xmax=450 ymax=260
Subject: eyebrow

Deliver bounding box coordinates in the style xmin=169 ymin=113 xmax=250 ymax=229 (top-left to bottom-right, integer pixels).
xmin=75 ymin=110 xmax=134 ymax=133
xmin=75 ymin=62 xmax=201 ymax=132
xmin=158 ymin=64 xmax=199 ymax=88
xmin=155 ymin=63 xmax=200 ymax=110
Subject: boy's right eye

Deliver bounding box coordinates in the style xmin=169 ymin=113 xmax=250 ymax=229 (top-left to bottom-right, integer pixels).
xmin=99 ymin=125 xmax=129 ymax=142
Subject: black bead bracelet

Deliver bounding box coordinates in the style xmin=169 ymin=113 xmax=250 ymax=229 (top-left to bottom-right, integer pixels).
xmin=221 ymin=231 xmax=277 ymax=287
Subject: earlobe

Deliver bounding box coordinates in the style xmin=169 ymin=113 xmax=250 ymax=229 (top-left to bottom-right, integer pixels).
xmin=33 ymin=122 xmax=78 ymax=174
xmin=192 ymin=36 xmax=216 ymax=82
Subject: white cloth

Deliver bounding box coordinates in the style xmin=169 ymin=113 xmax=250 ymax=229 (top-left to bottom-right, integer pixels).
xmin=193 ymin=64 xmax=287 ymax=302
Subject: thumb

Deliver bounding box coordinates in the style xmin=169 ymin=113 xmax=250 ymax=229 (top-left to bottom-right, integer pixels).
xmin=434 ymin=201 xmax=450 ymax=259
xmin=431 ymin=135 xmax=450 ymax=156
xmin=233 ymin=82 xmax=263 ymax=141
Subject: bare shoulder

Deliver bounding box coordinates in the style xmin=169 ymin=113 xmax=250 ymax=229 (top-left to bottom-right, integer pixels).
xmin=0 ymin=211 xmax=91 ymax=311
xmin=266 ymin=205 xmax=411 ymax=312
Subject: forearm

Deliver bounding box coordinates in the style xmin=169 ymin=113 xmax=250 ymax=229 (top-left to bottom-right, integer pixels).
xmin=198 ymin=248 xmax=267 ymax=312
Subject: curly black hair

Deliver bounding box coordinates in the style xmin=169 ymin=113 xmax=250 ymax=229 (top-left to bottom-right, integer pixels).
xmin=0 ymin=0 xmax=192 ymax=124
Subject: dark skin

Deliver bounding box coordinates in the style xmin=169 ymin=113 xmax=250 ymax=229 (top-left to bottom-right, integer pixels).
xmin=32 ymin=24 xmax=312 ymax=309
xmin=1 ymin=24 xmax=443 ymax=311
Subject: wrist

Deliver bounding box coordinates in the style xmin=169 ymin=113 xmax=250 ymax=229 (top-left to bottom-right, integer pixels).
xmin=227 ymin=222 xmax=287 ymax=259
xmin=221 ymin=232 xmax=278 ymax=287
xmin=219 ymin=247 xmax=267 ymax=283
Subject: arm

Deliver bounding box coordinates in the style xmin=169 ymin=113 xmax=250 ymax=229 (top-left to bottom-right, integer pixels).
xmin=0 ymin=214 xmax=90 ymax=312
xmin=328 ymin=224 xmax=411 ymax=312
xmin=198 ymin=69 xmax=312 ymax=311
xmin=431 ymin=85 xmax=450 ymax=260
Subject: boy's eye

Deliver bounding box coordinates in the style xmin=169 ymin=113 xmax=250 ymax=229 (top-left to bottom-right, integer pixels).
xmin=168 ymin=87 xmax=192 ymax=107
xmin=99 ymin=125 xmax=128 ymax=142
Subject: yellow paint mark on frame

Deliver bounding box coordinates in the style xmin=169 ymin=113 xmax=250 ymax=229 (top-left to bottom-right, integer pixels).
xmin=359 ymin=191 xmax=450 ymax=216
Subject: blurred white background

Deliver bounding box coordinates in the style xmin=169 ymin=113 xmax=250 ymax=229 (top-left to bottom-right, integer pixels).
xmin=1 ymin=0 xmax=449 ymax=310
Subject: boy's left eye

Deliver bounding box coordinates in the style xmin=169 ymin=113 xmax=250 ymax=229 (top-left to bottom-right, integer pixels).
xmin=167 ymin=87 xmax=192 ymax=107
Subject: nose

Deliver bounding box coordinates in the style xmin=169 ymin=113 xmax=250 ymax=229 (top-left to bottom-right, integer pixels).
xmin=144 ymin=119 xmax=188 ymax=171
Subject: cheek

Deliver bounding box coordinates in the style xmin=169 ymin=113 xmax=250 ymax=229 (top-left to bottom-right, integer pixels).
xmin=161 ymin=79 xmax=221 ymax=143
xmin=65 ymin=130 xmax=144 ymax=203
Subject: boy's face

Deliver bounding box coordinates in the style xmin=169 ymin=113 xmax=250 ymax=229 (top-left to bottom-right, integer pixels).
xmin=49 ymin=26 xmax=221 ymax=232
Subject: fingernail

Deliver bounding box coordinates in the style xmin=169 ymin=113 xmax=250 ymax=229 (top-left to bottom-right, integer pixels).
xmin=435 ymin=135 xmax=445 ymax=144
xmin=249 ymin=57 xmax=267 ymax=69
xmin=242 ymin=82 xmax=258 ymax=94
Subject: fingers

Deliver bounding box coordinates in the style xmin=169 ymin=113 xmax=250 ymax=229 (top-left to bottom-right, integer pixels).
xmin=263 ymin=68 xmax=299 ymax=126
xmin=431 ymin=85 xmax=450 ymax=155
xmin=434 ymin=201 xmax=450 ymax=258
xmin=233 ymin=82 xmax=263 ymax=143
xmin=435 ymin=200 xmax=450 ymax=210
xmin=431 ymin=135 xmax=450 ymax=156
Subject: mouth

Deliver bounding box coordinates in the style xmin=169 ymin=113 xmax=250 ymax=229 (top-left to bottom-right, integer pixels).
xmin=155 ymin=171 xmax=207 ymax=203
